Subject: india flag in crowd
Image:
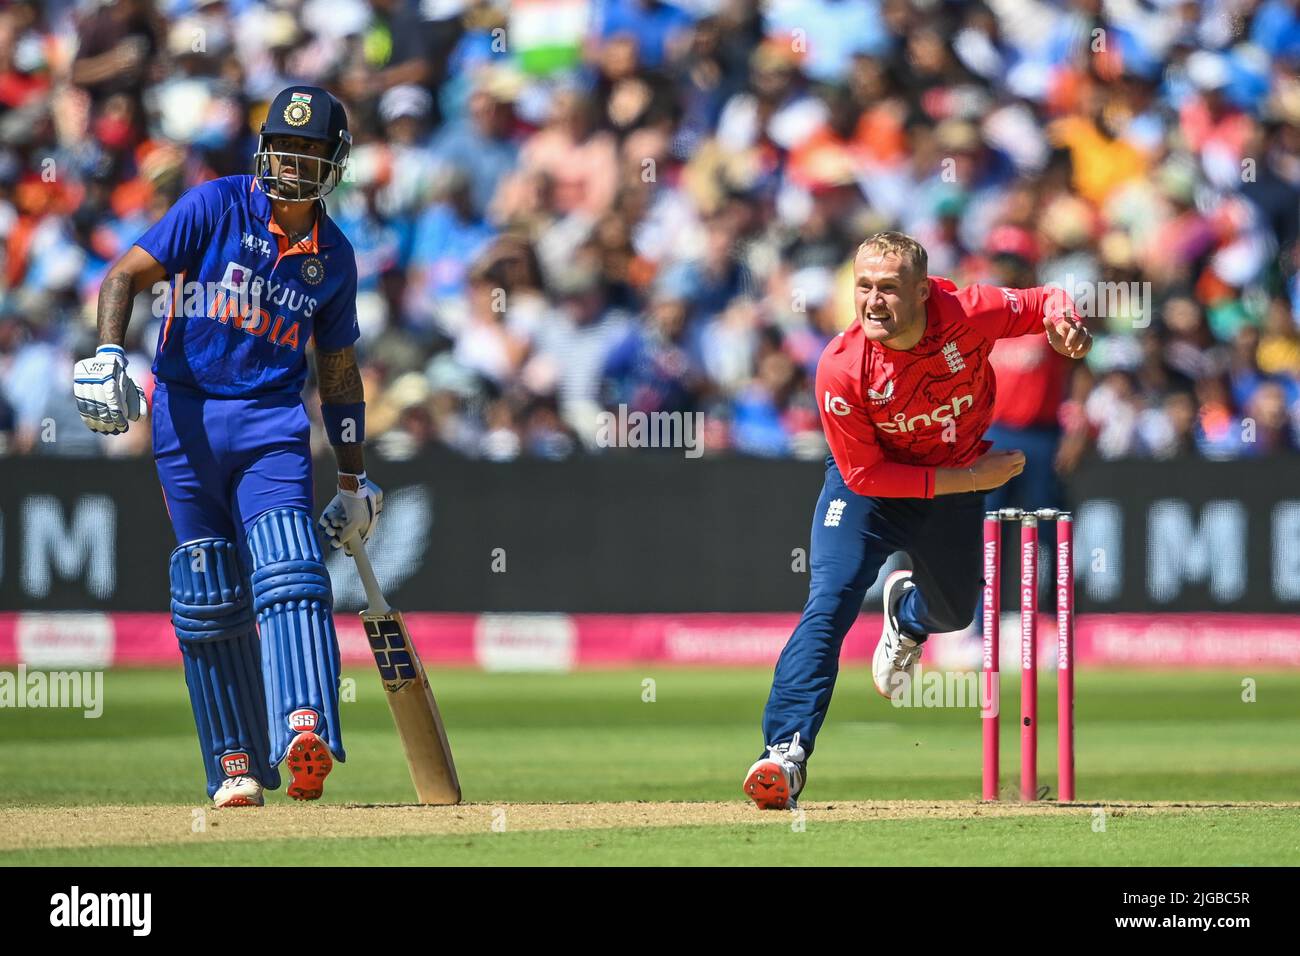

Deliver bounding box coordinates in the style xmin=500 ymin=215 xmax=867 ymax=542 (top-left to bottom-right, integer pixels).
xmin=510 ymin=0 xmax=590 ymax=75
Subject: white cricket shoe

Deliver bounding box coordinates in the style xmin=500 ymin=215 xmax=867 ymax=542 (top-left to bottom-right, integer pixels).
xmin=873 ymin=570 xmax=925 ymax=699
xmin=743 ymin=733 xmax=807 ymax=810
xmin=214 ymin=775 xmax=264 ymax=808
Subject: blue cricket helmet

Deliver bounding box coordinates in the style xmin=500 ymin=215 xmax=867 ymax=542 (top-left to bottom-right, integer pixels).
xmin=254 ymin=86 xmax=351 ymax=202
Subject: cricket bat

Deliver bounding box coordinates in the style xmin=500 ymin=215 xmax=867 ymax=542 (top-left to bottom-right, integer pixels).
xmin=349 ymin=539 xmax=461 ymax=805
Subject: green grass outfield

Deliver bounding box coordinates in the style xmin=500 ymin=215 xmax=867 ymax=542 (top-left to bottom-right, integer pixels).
xmin=1 ymin=666 xmax=1298 ymax=865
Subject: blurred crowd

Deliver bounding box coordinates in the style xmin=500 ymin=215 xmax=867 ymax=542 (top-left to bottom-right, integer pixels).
xmin=1 ymin=0 xmax=1299 ymax=464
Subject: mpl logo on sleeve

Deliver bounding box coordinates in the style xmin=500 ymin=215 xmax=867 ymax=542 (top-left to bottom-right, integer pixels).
xmin=49 ymin=886 xmax=151 ymax=936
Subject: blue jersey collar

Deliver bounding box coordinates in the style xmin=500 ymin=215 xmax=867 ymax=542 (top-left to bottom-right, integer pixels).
xmin=248 ymin=177 xmax=342 ymax=249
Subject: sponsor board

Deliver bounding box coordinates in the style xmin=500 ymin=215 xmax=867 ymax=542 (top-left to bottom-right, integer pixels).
xmin=4 ymin=612 xmax=1298 ymax=669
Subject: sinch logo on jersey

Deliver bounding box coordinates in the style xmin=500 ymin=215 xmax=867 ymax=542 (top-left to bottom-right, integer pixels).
xmin=875 ymin=394 xmax=974 ymax=433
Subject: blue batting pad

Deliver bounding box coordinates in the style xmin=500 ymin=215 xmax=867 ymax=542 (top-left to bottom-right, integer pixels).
xmin=170 ymin=538 xmax=280 ymax=797
xmin=247 ymin=508 xmax=346 ymax=764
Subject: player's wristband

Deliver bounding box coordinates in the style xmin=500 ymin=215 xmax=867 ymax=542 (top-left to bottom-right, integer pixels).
xmin=322 ymin=401 xmax=365 ymax=445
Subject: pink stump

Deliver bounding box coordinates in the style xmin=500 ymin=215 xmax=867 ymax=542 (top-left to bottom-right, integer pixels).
xmin=1057 ymin=514 xmax=1075 ymax=802
xmin=1020 ymin=516 xmax=1038 ymax=801
xmin=981 ymin=514 xmax=1000 ymax=801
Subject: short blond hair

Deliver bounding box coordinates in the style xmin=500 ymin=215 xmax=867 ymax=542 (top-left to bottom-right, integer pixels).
xmin=855 ymin=231 xmax=928 ymax=279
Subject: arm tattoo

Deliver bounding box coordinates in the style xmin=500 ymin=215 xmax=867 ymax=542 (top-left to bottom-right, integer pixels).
xmin=97 ymin=271 xmax=135 ymax=347
xmin=316 ymin=346 xmax=366 ymax=475
xmin=317 ymin=347 xmax=365 ymax=403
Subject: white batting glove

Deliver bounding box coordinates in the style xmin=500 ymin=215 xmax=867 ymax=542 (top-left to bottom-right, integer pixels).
xmin=73 ymin=345 xmax=147 ymax=435
xmin=319 ymin=475 xmax=384 ymax=554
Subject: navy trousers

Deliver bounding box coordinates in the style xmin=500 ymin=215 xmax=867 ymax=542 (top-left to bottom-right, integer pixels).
xmin=152 ymin=382 xmax=314 ymax=557
xmin=761 ymin=457 xmax=986 ymax=756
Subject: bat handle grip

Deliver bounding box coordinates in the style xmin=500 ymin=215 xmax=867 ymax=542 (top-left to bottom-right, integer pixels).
xmin=348 ymin=537 xmax=392 ymax=615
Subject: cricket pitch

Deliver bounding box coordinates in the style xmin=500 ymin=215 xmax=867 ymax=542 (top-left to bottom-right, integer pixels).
xmin=3 ymin=801 xmax=1295 ymax=852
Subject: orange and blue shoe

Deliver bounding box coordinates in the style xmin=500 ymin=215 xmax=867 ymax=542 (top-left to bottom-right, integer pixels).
xmin=743 ymin=733 xmax=806 ymax=810
xmin=284 ymin=731 xmax=334 ymax=801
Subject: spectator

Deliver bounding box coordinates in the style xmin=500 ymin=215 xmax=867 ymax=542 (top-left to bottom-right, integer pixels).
xmin=434 ymin=73 xmax=521 ymax=220
xmin=526 ymin=266 xmax=632 ymax=442
xmin=594 ymin=0 xmax=694 ymax=72
xmin=341 ymin=0 xmax=444 ymax=109
xmin=1242 ymin=380 xmax=1300 ymax=455
xmin=602 ymin=282 xmax=701 ymax=415
xmin=1259 ymin=297 xmax=1300 ymax=377
xmin=0 ymin=0 xmax=1298 ymax=466
xmin=765 ymin=0 xmax=890 ymax=84
xmin=405 ymin=168 xmax=496 ymax=337
xmin=1139 ymin=388 xmax=1201 ymax=461
xmin=453 ymin=255 xmax=530 ymax=387
xmin=1196 ymin=374 xmax=1245 ymax=458
xmin=1085 ymin=369 xmax=1145 ymax=459
xmin=509 ymin=86 xmax=618 ymax=220
xmin=70 ymin=0 xmax=157 ymax=104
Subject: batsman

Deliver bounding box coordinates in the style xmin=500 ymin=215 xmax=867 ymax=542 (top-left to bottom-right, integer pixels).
xmin=744 ymin=232 xmax=1091 ymax=810
xmin=73 ymin=87 xmax=379 ymax=808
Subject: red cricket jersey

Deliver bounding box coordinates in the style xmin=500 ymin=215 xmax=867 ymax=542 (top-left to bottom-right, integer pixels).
xmin=815 ymin=278 xmax=1070 ymax=498
xmin=989 ymin=334 xmax=1072 ymax=429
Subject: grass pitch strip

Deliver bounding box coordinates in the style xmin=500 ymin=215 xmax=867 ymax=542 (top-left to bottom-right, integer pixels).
xmin=2 ymin=668 xmax=1297 ymax=865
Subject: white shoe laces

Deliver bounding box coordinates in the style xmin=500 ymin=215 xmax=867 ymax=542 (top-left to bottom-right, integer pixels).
xmin=767 ymin=732 xmax=806 ymax=769
xmin=890 ymin=634 xmax=922 ymax=670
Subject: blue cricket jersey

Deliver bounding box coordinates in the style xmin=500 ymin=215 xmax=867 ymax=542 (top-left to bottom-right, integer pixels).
xmin=135 ymin=175 xmax=359 ymax=397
